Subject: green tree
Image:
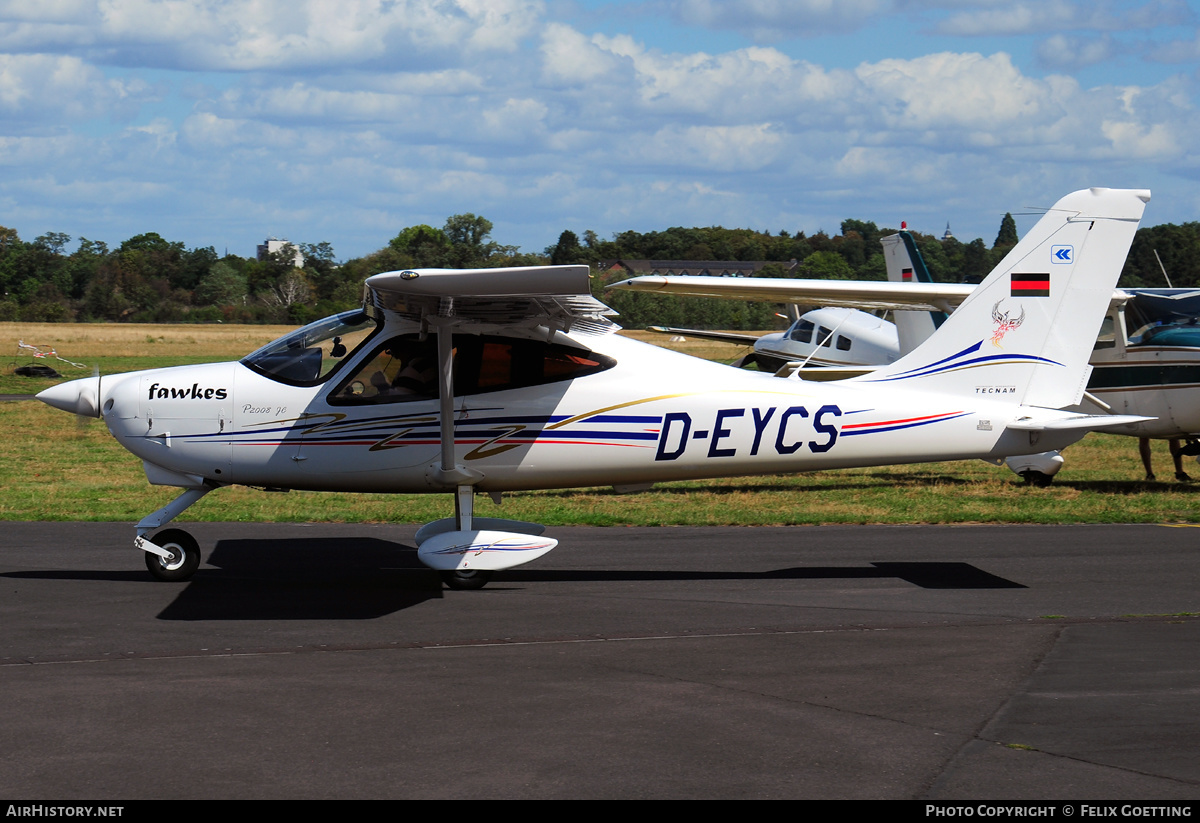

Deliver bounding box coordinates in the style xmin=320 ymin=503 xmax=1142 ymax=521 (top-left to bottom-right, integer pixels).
xmin=994 ymin=212 xmax=1018 ymax=249
xmin=549 ymin=230 xmax=585 ymax=265
xmin=389 ymin=225 xmax=450 ymax=267
xmin=34 ymin=232 xmax=71 ymax=255
xmin=798 ymin=250 xmax=854 ymax=279
xmin=179 ymin=246 xmax=218 ymax=292
xmin=300 ymin=241 xmax=343 ymax=299
xmin=442 ymin=214 xmax=514 ymax=267
xmin=1121 ymin=223 xmax=1200 ymax=288
xmin=195 ymin=261 xmax=248 ymax=306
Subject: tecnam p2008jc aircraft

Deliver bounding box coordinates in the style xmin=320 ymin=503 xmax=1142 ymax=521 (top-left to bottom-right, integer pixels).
xmin=38 ymin=188 xmax=1150 ymax=588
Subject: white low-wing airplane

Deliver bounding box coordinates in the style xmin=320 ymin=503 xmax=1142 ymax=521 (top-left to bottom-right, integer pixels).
xmin=38 ymin=188 xmax=1150 ymax=588
xmin=649 ymin=306 xmax=901 ymax=372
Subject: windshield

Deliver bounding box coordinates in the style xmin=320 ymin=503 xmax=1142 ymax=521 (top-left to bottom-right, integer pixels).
xmin=1129 ymin=320 xmax=1200 ymax=349
xmin=241 ymin=309 xmax=380 ymax=386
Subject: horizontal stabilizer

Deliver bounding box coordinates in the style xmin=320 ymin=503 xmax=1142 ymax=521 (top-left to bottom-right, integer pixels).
xmin=1006 ymin=413 xmax=1154 ymax=432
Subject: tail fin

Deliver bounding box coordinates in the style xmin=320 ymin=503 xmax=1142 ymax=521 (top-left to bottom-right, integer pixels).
xmin=853 ymin=188 xmax=1148 ymax=408
xmin=881 ymin=230 xmax=942 ymax=353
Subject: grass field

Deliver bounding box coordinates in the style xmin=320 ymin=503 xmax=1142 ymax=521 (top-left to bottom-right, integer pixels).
xmin=3 ymin=321 xmax=1197 ymax=526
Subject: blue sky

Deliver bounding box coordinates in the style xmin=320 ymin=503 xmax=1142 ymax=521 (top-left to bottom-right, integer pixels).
xmin=1 ymin=0 xmax=1199 ymax=261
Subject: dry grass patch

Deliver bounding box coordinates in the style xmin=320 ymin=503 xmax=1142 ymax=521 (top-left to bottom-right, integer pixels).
xmin=3 ymin=322 xmax=1198 ymax=526
xmin=2 ymin=321 xmax=289 ymax=359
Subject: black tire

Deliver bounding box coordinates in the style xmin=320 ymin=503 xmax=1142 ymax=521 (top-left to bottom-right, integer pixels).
xmin=1021 ymin=471 xmax=1053 ymax=487
xmin=144 ymin=529 xmax=201 ymax=582
xmin=440 ymin=569 xmax=493 ymax=590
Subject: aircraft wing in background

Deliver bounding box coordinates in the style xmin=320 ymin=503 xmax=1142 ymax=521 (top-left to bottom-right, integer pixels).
xmin=609 ymin=274 xmax=975 ymax=313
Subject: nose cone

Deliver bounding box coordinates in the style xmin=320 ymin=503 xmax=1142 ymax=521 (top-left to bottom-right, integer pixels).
xmin=37 ymin=376 xmax=101 ymax=418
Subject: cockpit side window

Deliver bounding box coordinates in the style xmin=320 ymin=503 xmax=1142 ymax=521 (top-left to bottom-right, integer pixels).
xmin=241 ymin=310 xmax=380 ymax=386
xmin=1093 ymin=313 xmax=1117 ymax=350
xmin=329 ymin=333 xmax=615 ymax=404
xmin=329 ymin=336 xmax=439 ymax=403
xmin=789 ymin=320 xmax=814 ymax=343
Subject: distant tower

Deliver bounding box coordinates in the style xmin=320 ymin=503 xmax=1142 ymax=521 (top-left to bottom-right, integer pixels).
xmin=941 ymin=222 xmax=954 ymax=242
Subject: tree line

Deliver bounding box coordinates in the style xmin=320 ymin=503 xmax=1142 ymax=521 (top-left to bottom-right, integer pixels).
xmin=1 ymin=211 xmax=1193 ymax=329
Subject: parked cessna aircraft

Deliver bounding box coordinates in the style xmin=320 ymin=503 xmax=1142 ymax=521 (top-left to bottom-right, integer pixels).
xmin=649 ymin=305 xmax=901 ymax=371
xmin=614 ymin=212 xmax=1200 ymax=484
xmin=38 ymin=188 xmax=1150 ymax=587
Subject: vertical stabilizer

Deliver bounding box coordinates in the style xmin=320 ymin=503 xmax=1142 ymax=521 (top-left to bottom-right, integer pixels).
xmin=853 ymin=188 xmax=1149 ymax=408
xmin=881 ymin=231 xmax=941 ymax=354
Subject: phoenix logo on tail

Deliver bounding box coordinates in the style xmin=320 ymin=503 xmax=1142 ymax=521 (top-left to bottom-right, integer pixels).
xmin=990 ymin=301 xmax=1025 ymax=348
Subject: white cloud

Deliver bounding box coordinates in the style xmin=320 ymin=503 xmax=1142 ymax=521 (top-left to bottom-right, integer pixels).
xmin=0 ymin=53 xmax=153 ymax=126
xmin=665 ymin=0 xmax=891 ymax=40
xmin=621 ymin=123 xmax=785 ymax=172
xmin=0 ymin=1 xmax=96 ymax=22
xmin=481 ymin=97 xmax=549 ymax=142
xmin=0 ymin=0 xmax=546 ymax=71
xmin=2 ymin=5 xmax=1200 ymax=259
xmin=543 ymin=31 xmax=855 ymax=127
xmin=179 ymin=111 xmax=291 ymax=150
xmin=935 ymin=0 xmax=1195 ymax=37
xmin=1153 ymin=32 xmax=1200 ymax=64
xmin=856 ymin=52 xmax=1053 ymax=132
xmin=1036 ymin=34 xmax=1120 ymax=71
xmin=936 ymin=1 xmax=1078 ymax=37
xmin=1101 ymin=119 xmax=1179 ymax=160
xmin=540 ymin=22 xmax=632 ymax=86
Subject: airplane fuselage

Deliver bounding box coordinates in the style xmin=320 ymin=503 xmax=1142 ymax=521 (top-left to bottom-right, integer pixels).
xmin=1088 ymin=341 xmax=1200 ymax=438
xmin=101 ymin=330 xmax=1092 ymax=496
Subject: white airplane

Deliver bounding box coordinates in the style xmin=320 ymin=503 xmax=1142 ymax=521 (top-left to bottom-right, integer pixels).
xmin=615 ymin=213 xmax=1200 ymax=484
xmin=648 ymin=305 xmax=900 ymax=371
xmin=38 ymin=188 xmax=1149 ymax=587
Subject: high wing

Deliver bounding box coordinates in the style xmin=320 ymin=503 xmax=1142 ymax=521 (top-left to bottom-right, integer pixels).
xmin=646 ymin=326 xmax=763 ymax=345
xmin=608 ymin=274 xmax=976 ymax=313
xmin=366 ymin=265 xmax=617 ymax=336
xmin=608 ymin=268 xmax=1134 ymax=313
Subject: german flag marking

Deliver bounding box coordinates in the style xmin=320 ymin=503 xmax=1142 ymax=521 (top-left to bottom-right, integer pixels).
xmin=1011 ymin=272 xmax=1049 ymax=297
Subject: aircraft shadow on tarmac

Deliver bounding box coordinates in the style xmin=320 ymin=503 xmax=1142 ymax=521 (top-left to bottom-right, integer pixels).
xmin=174 ymin=538 xmax=1029 ymax=620
xmin=2 ymin=538 xmax=1025 ymax=620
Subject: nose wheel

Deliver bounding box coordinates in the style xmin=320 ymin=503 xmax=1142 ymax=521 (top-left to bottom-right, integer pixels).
xmin=143 ymin=529 xmax=201 ymax=582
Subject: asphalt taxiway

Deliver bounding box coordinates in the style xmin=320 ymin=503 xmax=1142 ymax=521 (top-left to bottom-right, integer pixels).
xmin=1 ymin=522 xmax=1197 ymax=799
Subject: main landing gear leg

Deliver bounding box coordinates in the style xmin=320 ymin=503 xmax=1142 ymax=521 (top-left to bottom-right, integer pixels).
xmin=135 ymin=486 xmax=213 ymax=582
xmin=440 ymin=484 xmax=493 ymax=591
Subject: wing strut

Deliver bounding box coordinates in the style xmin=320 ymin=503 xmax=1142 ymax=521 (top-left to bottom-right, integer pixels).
xmin=427 ymin=319 xmax=483 ymax=529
